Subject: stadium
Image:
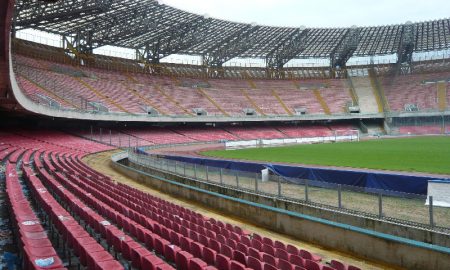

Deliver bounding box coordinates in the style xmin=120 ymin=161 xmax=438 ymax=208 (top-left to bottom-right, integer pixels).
xmin=0 ymin=0 xmax=449 ymax=269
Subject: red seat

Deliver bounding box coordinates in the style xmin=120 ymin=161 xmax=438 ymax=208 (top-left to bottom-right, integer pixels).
xmin=230 ymin=260 xmax=246 ymax=270
xmin=87 ymin=251 xmax=114 ymax=270
xmin=232 ymin=250 xmax=247 ymax=266
xmin=131 ymin=247 xmax=152 ymax=269
xmin=274 ymin=241 xmax=286 ymax=250
xmin=330 ymin=260 xmax=347 ymax=270
xmin=176 ymin=251 xmax=194 ymax=270
xmin=142 ymin=254 xmax=166 ymax=270
xmin=278 ymin=258 xmax=294 ymax=270
xmin=180 ymin=236 xmax=194 ymax=252
xmin=220 ymin=244 xmax=233 ymax=258
xmin=289 ymin=255 xmax=305 ymax=268
xmin=251 ymin=239 xmax=263 ymax=251
xmin=275 ymin=248 xmax=290 ymax=261
xmin=248 ymin=247 xmax=263 ymax=260
xmin=203 ymin=246 xmax=217 ymax=265
xmin=164 ymin=244 xmax=182 ymax=262
xmin=191 ymin=242 xmax=204 ymax=259
xmin=95 ymin=259 xmax=125 ymax=270
xmin=247 ymin=256 xmax=264 ymax=270
xmin=304 ymin=259 xmax=322 ymax=270
xmin=154 ymin=237 xmax=170 ymax=256
xmin=300 ymin=250 xmax=321 ymax=262
xmin=263 ymin=263 xmax=278 ymax=270
xmin=262 ymin=253 xmax=278 ymax=267
xmin=121 ymin=240 xmax=141 ymax=261
xmin=189 ymin=258 xmax=208 ymax=270
xmin=215 ymin=254 xmax=231 ymax=270
xmin=262 ymin=237 xmax=274 ymax=247
xmin=262 ymin=244 xmax=275 ymax=256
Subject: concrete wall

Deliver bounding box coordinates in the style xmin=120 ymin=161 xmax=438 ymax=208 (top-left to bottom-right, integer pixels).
xmin=111 ymin=159 xmax=450 ymax=270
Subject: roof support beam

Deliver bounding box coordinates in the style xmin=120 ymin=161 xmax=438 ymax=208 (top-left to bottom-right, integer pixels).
xmin=14 ymin=0 xmax=112 ymax=29
xmin=265 ymin=28 xmax=308 ymax=78
xmin=202 ymin=25 xmax=259 ymax=68
xmin=330 ymin=27 xmax=359 ymax=69
xmin=139 ymin=17 xmax=211 ymax=63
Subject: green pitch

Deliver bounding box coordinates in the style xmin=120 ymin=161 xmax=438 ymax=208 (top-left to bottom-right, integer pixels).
xmin=203 ymin=136 xmax=450 ymax=175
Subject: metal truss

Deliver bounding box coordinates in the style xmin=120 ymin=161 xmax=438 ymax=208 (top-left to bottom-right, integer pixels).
xmin=266 ymin=28 xmax=309 ymax=69
xmin=14 ymin=0 xmax=112 ymax=30
xmin=330 ymin=27 xmax=360 ymax=68
xmin=202 ymin=25 xmax=259 ymax=67
xmin=13 ymin=0 xmax=450 ymax=67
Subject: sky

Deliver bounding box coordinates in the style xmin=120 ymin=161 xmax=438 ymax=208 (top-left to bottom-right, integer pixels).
xmin=162 ymin=0 xmax=450 ymax=28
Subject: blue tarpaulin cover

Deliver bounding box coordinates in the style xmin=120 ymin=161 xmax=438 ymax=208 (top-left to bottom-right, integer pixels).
xmin=161 ymin=155 xmax=443 ymax=195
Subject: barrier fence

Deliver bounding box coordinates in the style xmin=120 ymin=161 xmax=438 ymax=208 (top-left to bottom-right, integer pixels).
xmin=127 ymin=150 xmax=450 ymax=233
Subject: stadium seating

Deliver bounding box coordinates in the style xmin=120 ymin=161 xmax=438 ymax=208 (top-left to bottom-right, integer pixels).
xmin=397 ymin=125 xmax=442 ymax=135
xmin=14 ymin=54 xmax=355 ymax=117
xmin=1 ymin=127 xmax=367 ymax=270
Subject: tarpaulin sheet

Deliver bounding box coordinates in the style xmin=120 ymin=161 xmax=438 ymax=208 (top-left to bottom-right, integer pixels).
xmin=160 ymin=155 xmax=444 ymax=195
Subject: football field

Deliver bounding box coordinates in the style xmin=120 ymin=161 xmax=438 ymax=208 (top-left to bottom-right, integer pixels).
xmin=203 ymin=136 xmax=450 ymax=175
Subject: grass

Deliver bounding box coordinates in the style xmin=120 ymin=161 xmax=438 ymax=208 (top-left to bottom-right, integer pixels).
xmin=202 ymin=136 xmax=450 ymax=175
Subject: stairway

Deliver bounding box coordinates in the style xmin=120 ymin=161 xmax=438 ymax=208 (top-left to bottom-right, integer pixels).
xmin=198 ymin=88 xmax=229 ymax=116
xmin=271 ymin=90 xmax=293 ymax=115
xmin=121 ymin=82 xmax=167 ymax=115
xmin=313 ymin=90 xmax=331 ymax=115
xmin=437 ymin=82 xmax=448 ymax=111
xmin=154 ymin=84 xmax=193 ymax=115
xmin=349 ymin=76 xmax=382 ymax=114
xmin=75 ymin=77 xmax=130 ymax=113
xmin=21 ymin=74 xmax=80 ymax=109
xmin=240 ymin=89 xmax=265 ymax=115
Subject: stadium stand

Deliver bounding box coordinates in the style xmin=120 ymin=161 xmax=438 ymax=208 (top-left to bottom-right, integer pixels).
xmin=0 ymin=130 xmax=363 ymax=270
xmin=14 ymin=54 xmax=357 ymax=117
xmin=1 ymin=1 xmax=450 ymax=269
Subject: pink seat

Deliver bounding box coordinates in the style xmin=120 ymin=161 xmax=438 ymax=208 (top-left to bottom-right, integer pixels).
xmin=215 ymin=254 xmax=231 ymax=270
xmin=275 ymin=248 xmax=290 ymax=261
xmin=131 ymin=247 xmax=152 ymax=269
xmin=247 ymin=256 xmax=264 ymax=270
xmin=286 ymin=245 xmax=299 ymax=256
xmin=142 ymin=254 xmax=166 ymax=270
xmin=176 ymin=250 xmax=194 ymax=270
xmin=300 ymin=250 xmax=321 ymax=262
xmin=232 ymin=250 xmax=247 ymax=266
xmin=203 ymin=246 xmax=217 ymax=265
xmin=164 ymin=244 xmax=182 ymax=262
xmin=188 ymin=241 xmax=201 ymax=256
xmin=262 ymin=253 xmax=278 ymax=267
xmin=278 ymin=258 xmax=294 ymax=270
xmin=289 ymin=255 xmax=305 ymax=268
xmin=189 ymin=258 xmax=208 ymax=270
xmin=230 ymin=260 xmax=246 ymax=270
xmin=96 ymin=259 xmax=125 ymax=270
xmin=304 ymin=259 xmax=321 ymax=270
xmin=262 ymin=244 xmax=275 ymax=256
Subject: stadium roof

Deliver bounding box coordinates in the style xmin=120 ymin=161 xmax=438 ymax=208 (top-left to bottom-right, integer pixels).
xmin=13 ymin=0 xmax=450 ymax=67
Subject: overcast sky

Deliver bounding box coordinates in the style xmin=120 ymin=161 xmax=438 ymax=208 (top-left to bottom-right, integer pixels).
xmin=163 ymin=0 xmax=449 ymax=28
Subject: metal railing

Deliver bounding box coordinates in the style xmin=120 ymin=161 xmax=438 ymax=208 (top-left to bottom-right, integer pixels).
xmin=127 ymin=150 xmax=450 ymax=233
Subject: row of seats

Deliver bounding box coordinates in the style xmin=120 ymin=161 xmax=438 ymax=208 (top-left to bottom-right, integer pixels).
xmin=1 ymin=130 xmax=362 ymax=270
xmin=22 ymin=151 xmax=124 ymax=270
xmin=51 ymin=150 xmax=361 ymax=270
xmin=5 ymin=158 xmax=66 ymax=269
xmin=14 ymin=54 xmax=355 ymax=116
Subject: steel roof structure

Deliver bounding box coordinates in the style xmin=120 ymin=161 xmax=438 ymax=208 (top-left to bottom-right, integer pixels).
xmin=13 ymin=0 xmax=450 ymax=68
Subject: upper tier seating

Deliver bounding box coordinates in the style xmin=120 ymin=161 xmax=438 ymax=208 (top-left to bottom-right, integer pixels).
xmin=14 ymin=55 xmax=356 ymax=117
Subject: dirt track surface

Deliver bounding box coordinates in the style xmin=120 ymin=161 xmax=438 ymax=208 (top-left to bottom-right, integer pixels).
xmin=83 ymin=150 xmax=397 ymax=270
